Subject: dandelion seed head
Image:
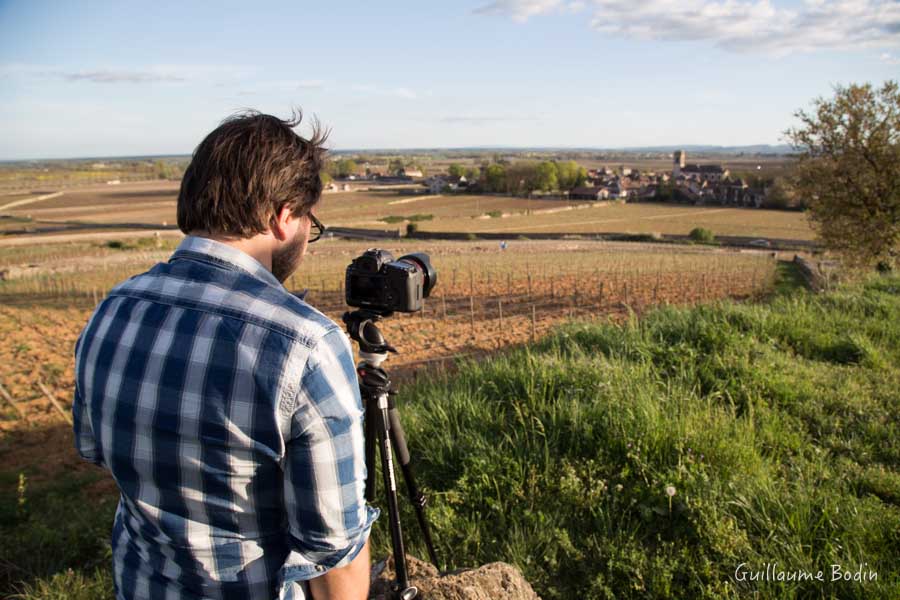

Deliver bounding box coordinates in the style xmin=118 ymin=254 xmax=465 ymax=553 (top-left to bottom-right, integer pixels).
xmin=665 ymin=485 xmax=676 ymax=497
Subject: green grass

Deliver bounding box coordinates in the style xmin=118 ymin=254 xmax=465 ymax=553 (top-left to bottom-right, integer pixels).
xmin=0 ymin=470 xmax=116 ymax=598
xmin=379 ymin=213 xmax=434 ymax=224
xmin=3 ymin=273 xmax=898 ymax=598
xmin=382 ymin=272 xmax=900 ymax=598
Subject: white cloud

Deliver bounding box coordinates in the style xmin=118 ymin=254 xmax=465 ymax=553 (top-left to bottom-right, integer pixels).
xmin=60 ymin=69 xmax=185 ymax=83
xmin=475 ymin=0 xmax=900 ymax=53
xmin=881 ymin=52 xmax=900 ymax=65
xmin=474 ymin=0 xmax=568 ymax=22
xmin=0 ymin=63 xmax=255 ymax=84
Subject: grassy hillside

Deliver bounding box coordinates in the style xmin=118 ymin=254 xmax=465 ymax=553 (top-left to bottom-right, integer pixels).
xmin=3 ymin=272 xmax=898 ymax=598
xmin=390 ymin=273 xmax=900 ymax=598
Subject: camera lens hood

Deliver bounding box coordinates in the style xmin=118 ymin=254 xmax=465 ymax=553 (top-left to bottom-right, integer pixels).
xmin=398 ymin=252 xmax=437 ymax=298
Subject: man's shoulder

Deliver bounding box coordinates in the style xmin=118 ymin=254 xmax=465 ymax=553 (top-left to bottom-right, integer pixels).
xmin=109 ymin=261 xmax=342 ymax=349
xmin=273 ymin=289 xmax=344 ymax=348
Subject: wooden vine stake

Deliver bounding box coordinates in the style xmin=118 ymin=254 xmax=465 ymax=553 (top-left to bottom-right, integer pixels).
xmin=0 ymin=382 xmax=30 ymax=425
xmin=531 ymin=305 xmax=537 ymax=342
xmin=37 ymin=380 xmax=72 ymax=425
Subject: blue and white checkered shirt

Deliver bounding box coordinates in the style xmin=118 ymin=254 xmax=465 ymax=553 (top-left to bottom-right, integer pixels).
xmin=73 ymin=235 xmax=378 ymax=600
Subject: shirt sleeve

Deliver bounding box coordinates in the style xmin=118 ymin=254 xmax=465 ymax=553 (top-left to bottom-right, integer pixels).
xmin=281 ymin=326 xmax=379 ymax=581
xmin=72 ymin=330 xmax=104 ymax=466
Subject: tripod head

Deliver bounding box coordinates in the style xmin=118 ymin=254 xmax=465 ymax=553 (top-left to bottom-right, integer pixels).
xmin=343 ymin=309 xmax=397 ymax=365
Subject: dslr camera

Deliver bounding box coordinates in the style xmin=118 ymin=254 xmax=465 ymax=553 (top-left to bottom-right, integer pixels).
xmin=345 ymin=249 xmax=437 ymax=314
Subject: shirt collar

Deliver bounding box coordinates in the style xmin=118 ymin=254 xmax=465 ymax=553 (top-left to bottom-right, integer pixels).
xmin=171 ymin=235 xmax=283 ymax=288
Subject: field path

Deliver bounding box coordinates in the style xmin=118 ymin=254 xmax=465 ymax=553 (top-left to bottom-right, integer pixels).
xmin=388 ymin=194 xmax=442 ymax=205
xmin=0 ymin=191 xmax=64 ymax=212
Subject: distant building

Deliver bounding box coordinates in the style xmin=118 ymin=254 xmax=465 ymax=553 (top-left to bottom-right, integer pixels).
xmin=569 ymin=186 xmax=609 ymax=201
xmin=673 ymin=150 xmax=686 ymax=177
xmin=425 ymin=174 xmax=467 ymax=194
xmin=681 ymin=164 xmax=729 ymax=182
xmin=672 ymin=150 xmax=729 ymax=182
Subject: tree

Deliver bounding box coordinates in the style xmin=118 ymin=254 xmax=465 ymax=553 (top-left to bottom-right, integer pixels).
xmin=555 ymin=160 xmax=587 ymax=190
xmin=534 ymin=161 xmax=559 ymax=192
xmin=154 ymin=159 xmax=173 ymax=180
xmin=335 ymin=159 xmax=358 ymax=178
xmin=388 ymin=158 xmax=406 ymax=176
xmin=483 ymin=164 xmax=506 ymax=192
xmin=786 ymin=81 xmax=900 ymax=267
xmin=760 ymin=177 xmax=800 ymax=210
xmin=505 ymin=162 xmax=540 ymax=194
xmin=447 ymin=163 xmax=466 ymax=178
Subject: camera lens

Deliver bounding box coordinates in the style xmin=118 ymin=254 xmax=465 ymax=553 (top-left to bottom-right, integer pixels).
xmin=398 ymin=253 xmax=437 ymax=298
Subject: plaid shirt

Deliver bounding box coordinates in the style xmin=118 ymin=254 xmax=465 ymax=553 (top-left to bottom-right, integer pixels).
xmin=73 ymin=236 xmax=378 ymax=600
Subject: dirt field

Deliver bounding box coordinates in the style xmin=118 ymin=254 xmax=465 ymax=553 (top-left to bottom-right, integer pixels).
xmin=1 ymin=181 xmax=815 ymax=242
xmin=419 ymin=200 xmax=815 ymax=240
xmin=0 ymin=235 xmax=780 ymax=437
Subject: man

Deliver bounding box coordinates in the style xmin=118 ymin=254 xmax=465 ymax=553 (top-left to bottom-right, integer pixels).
xmin=73 ymin=111 xmax=378 ymax=599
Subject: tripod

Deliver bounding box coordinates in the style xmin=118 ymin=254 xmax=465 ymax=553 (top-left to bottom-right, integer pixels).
xmin=343 ymin=310 xmax=440 ymax=600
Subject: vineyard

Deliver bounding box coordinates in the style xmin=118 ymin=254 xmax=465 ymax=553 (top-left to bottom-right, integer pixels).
xmin=1 ymin=181 xmax=816 ymax=242
xmin=0 ymin=237 xmax=778 ymax=433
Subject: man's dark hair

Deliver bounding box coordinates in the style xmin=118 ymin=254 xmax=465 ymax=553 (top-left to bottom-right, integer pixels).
xmin=177 ymin=109 xmax=328 ymax=237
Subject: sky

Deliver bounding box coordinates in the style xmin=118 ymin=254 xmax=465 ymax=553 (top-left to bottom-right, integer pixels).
xmin=0 ymin=0 xmax=898 ymax=160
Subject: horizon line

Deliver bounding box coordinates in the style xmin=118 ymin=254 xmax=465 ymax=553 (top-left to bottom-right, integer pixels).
xmin=0 ymin=143 xmax=795 ymax=163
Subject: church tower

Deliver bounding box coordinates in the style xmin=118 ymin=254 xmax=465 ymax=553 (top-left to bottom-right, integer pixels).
xmin=673 ymin=150 xmax=685 ymax=178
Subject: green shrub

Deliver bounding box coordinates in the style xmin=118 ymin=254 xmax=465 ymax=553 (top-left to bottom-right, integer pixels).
xmin=689 ymin=227 xmax=715 ymax=243
xmin=381 ymin=214 xmax=433 ymax=224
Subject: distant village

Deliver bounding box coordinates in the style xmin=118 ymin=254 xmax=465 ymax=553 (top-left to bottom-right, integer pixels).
xmin=329 ymin=149 xmax=780 ymax=209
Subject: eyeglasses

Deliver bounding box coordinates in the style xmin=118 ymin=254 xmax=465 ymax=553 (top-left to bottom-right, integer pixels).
xmin=308 ymin=212 xmax=326 ymax=243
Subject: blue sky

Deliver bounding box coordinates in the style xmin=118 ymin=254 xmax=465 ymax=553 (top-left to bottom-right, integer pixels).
xmin=1 ymin=0 xmax=897 ymax=160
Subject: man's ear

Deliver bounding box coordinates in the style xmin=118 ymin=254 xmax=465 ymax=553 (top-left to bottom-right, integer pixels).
xmin=271 ymin=206 xmax=294 ymax=242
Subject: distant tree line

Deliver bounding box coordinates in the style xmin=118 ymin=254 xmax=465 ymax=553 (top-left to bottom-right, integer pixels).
xmin=449 ymin=160 xmax=588 ymax=194
xmin=322 ymin=157 xmax=428 ymax=180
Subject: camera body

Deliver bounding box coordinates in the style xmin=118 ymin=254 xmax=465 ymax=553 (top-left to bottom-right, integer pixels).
xmin=345 ymin=249 xmax=436 ymax=314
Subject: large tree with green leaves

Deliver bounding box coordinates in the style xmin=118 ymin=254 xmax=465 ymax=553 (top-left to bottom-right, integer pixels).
xmin=786 ymin=81 xmax=900 ymax=267
xmin=482 ymin=163 xmax=506 ymax=192
xmin=334 ymin=159 xmax=358 ymax=178
xmin=555 ymin=160 xmax=587 ymax=190
xmin=534 ymin=161 xmax=559 ymax=192
xmin=447 ymin=163 xmax=466 ymax=178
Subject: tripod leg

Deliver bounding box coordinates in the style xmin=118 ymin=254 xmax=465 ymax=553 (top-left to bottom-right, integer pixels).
xmin=365 ymin=403 xmax=377 ymax=502
xmin=388 ymin=407 xmax=441 ymax=570
xmin=376 ymin=398 xmax=418 ymax=599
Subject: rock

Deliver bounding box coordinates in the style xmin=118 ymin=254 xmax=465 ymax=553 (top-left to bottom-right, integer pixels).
xmin=369 ymin=555 xmax=540 ymax=600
